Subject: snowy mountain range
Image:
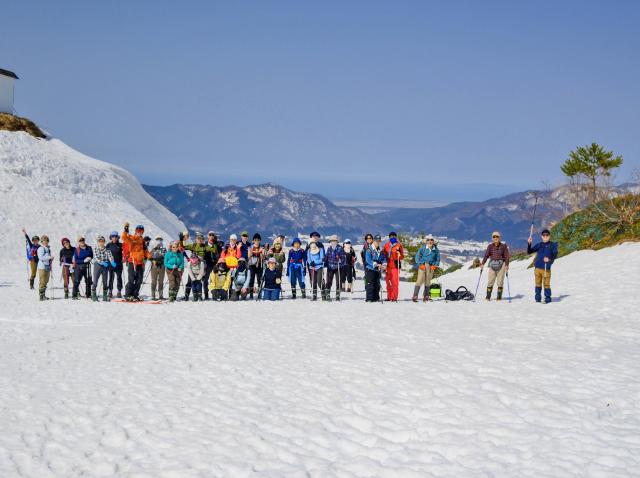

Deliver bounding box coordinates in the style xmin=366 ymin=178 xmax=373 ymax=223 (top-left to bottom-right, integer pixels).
xmin=143 ymin=183 xmax=390 ymax=239
xmin=144 ymin=181 xmax=639 ymax=243
xmin=0 ymin=131 xmax=186 ymax=265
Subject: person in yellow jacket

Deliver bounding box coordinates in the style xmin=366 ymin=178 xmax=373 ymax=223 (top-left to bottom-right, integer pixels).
xmin=209 ymin=260 xmax=232 ymax=301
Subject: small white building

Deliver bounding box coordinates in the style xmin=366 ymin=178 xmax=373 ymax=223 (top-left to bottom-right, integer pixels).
xmin=0 ymin=68 xmax=19 ymax=114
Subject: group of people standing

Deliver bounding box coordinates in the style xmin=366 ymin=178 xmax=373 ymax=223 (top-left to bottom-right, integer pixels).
xmin=23 ymin=224 xmax=558 ymax=304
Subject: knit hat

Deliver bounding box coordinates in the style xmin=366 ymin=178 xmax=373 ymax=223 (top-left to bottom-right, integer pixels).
xmin=291 ymin=237 xmax=301 ymax=246
xmin=267 ymin=257 xmax=277 ymax=264
xmin=309 ymin=231 xmax=320 ymax=238
xmin=97 ymin=235 xmax=106 ymax=242
xmin=344 ymin=239 xmax=351 ymax=244
xmin=388 ymin=231 xmax=397 ymax=238
xmin=541 ymin=229 xmax=551 ymax=235
xmin=61 ymin=237 xmax=70 ymax=246
xmin=32 ymin=235 xmax=40 ymax=241
xmin=373 ymin=234 xmax=382 ymax=241
xmin=109 ymin=231 xmax=119 ymax=239
xmin=253 ymin=233 xmax=262 ymax=241
xmin=135 ymin=224 xmax=144 ymax=231
xmin=230 ymin=234 xmax=238 ymax=241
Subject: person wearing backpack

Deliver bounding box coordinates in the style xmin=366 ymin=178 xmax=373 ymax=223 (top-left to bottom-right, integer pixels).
xmin=413 ymin=234 xmax=440 ymax=302
xmin=59 ymin=237 xmax=75 ymax=299
xmin=341 ymin=239 xmax=357 ymax=293
xmin=22 ymin=228 xmax=40 ymax=290
xmin=247 ymin=233 xmax=265 ymax=299
xmin=72 ymin=236 xmax=94 ymax=299
xmin=364 ymin=234 xmax=386 ymax=302
xmin=481 ymin=231 xmax=511 ymax=301
xmin=164 ymin=240 xmax=184 ymax=302
xmin=323 ymin=235 xmax=346 ymax=301
xmin=149 ymin=236 xmax=167 ymax=300
xmin=91 ymin=235 xmax=116 ymax=302
xmin=36 ymin=235 xmax=53 ymax=301
xmin=229 ymin=257 xmax=252 ymax=301
xmin=106 ymin=231 xmax=124 ymax=299
xmin=382 ymin=232 xmax=404 ymax=302
xmin=307 ymin=238 xmax=325 ymax=301
xmin=527 ymin=229 xmax=559 ymax=303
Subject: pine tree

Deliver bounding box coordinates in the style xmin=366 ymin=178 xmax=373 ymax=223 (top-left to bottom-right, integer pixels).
xmin=561 ymin=143 xmax=623 ymax=203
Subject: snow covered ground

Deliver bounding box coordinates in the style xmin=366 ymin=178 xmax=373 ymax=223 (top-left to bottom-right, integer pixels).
xmin=1 ymin=242 xmax=639 ymax=477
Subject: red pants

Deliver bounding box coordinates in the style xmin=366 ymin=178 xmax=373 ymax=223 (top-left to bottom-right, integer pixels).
xmin=385 ymin=267 xmax=400 ymax=301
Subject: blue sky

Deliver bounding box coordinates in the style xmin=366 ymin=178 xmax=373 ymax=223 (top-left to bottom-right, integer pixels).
xmin=3 ymin=1 xmax=639 ymax=201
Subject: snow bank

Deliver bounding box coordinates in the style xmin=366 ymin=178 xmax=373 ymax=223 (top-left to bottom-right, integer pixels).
xmin=0 ymin=131 xmax=185 ymax=265
xmin=0 ymin=242 xmax=639 ymax=477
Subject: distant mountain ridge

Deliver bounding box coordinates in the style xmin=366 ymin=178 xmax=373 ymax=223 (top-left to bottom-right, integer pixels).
xmin=143 ymin=183 xmax=390 ymax=239
xmin=144 ymin=181 xmax=639 ymax=243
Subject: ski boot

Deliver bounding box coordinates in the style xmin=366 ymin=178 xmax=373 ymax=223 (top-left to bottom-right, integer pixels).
xmin=151 ymin=292 xmax=157 ymax=301
xmin=72 ymin=293 xmax=80 ymax=300
xmin=485 ymin=286 xmax=493 ymax=301
xmin=64 ymin=288 xmax=69 ymax=299
xmin=39 ymin=288 xmax=47 ymax=301
xmin=29 ymin=278 xmax=35 ymax=290
xmin=544 ymin=288 xmax=552 ymax=304
xmin=301 ymin=289 xmax=306 ymax=299
xmin=103 ymin=290 xmax=110 ymax=302
xmin=312 ymin=291 xmax=318 ymax=301
xmin=291 ymin=288 xmax=296 ymax=300
xmin=116 ymin=290 xmax=122 ymax=299
xmin=169 ymin=291 xmax=176 ymax=303
xmin=412 ymin=286 xmax=420 ymax=303
xmin=535 ymin=287 xmax=542 ymax=303
xmin=496 ymin=287 xmax=503 ymax=301
xmin=91 ymin=291 xmax=98 ymax=302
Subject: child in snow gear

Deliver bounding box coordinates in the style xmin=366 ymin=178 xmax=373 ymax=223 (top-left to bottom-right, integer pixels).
xmin=287 ymin=238 xmax=306 ymax=299
xmin=36 ymin=235 xmax=53 ymax=301
xmin=267 ymin=239 xmax=286 ymax=276
xmin=341 ymin=239 xmax=357 ymax=293
xmin=230 ymin=257 xmax=252 ymax=301
xmin=59 ymin=237 xmax=74 ymax=299
xmin=527 ymin=229 xmax=558 ymax=303
xmin=92 ymin=236 xmax=115 ymax=301
xmin=203 ymin=232 xmax=220 ymax=300
xmin=248 ymin=233 xmax=265 ymax=299
xmin=122 ymin=223 xmax=151 ymax=301
xmin=209 ymin=260 xmax=232 ymax=301
xmin=261 ymin=257 xmax=282 ymax=301
xmin=481 ymin=231 xmax=510 ymax=301
xmin=164 ymin=241 xmax=184 ymax=302
xmin=150 ymin=236 xmax=167 ymax=300
xmin=106 ymin=232 xmax=123 ymax=298
xmin=323 ymin=235 xmax=346 ymax=301
xmin=364 ymin=235 xmax=386 ymax=302
xmin=181 ymin=232 xmax=214 ymax=299
xmin=307 ymin=237 xmax=325 ymax=301
xmin=72 ymin=237 xmax=94 ymax=299
xmin=22 ymin=228 xmax=40 ymax=289
xmin=187 ymin=254 xmax=206 ymax=301
xmin=383 ymin=232 xmax=404 ymax=302
xmin=414 ymin=235 xmax=440 ymax=302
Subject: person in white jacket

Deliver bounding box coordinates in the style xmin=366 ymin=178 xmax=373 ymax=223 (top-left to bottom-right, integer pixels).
xmin=36 ymin=235 xmax=53 ymax=301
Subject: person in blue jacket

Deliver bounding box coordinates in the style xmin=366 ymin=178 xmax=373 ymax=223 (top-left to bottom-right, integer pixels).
xmin=21 ymin=227 xmax=40 ymax=289
xmin=261 ymin=257 xmax=282 ymax=301
xmin=72 ymin=236 xmax=94 ymax=300
xmin=287 ymin=238 xmax=307 ymax=299
xmin=413 ymin=234 xmax=440 ymax=302
xmin=364 ymin=234 xmax=387 ymax=302
xmin=527 ymin=229 xmax=559 ymax=303
xmin=306 ymin=238 xmax=325 ymax=301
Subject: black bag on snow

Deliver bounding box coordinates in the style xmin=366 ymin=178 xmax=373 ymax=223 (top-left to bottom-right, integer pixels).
xmin=445 ymin=286 xmax=474 ymax=301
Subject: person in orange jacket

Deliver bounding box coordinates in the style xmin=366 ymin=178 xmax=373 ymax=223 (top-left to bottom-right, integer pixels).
xmin=122 ymin=222 xmax=151 ymax=301
xmin=383 ymin=231 xmax=404 ymax=302
xmin=220 ymin=234 xmax=242 ymax=269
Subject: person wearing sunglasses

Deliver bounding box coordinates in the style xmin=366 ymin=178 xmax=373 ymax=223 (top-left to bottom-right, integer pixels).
xmin=413 ymin=234 xmax=440 ymax=302
xmin=481 ymin=231 xmax=511 ymax=301
xmin=527 ymin=229 xmax=558 ymax=303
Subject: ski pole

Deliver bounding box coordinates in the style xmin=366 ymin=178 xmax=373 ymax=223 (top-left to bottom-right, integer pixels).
xmin=506 ymin=271 xmax=511 ymax=303
xmin=473 ymin=268 xmax=483 ymax=302
xmin=50 ymin=264 xmax=54 ymax=301
xmin=529 ymin=194 xmax=539 ymax=241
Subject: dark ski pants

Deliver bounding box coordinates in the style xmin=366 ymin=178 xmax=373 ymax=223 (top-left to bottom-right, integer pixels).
xmin=230 ymin=287 xmax=248 ymax=301
xmin=203 ymin=264 xmax=214 ymax=299
xmin=125 ymin=263 xmax=144 ymax=298
xmin=310 ymin=268 xmax=324 ymax=298
xmin=62 ymin=264 xmax=74 ymax=293
xmin=73 ymin=263 xmax=91 ymax=298
xmin=325 ymin=268 xmax=341 ymax=298
xmin=249 ymin=265 xmax=262 ymax=293
xmin=365 ymin=268 xmax=381 ymax=302
xmin=108 ymin=264 xmax=123 ymax=293
xmin=340 ymin=265 xmax=354 ymax=288
xmin=211 ymin=289 xmax=228 ymax=301
xmin=91 ymin=264 xmax=109 ymax=293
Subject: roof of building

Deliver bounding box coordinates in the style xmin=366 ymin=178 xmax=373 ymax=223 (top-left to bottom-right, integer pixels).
xmin=0 ymin=68 xmax=19 ymax=80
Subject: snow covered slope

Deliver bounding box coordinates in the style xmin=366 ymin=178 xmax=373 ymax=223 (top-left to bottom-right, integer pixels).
xmin=0 ymin=242 xmax=639 ymax=477
xmin=0 ymin=131 xmax=185 ymax=264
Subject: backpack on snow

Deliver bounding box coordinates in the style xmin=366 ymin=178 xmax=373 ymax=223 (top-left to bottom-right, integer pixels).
xmin=445 ymin=286 xmax=474 ymax=301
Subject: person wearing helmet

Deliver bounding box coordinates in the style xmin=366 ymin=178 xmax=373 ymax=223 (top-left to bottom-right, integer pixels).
xmin=149 ymin=236 xmax=167 ymax=300
xmin=91 ymin=235 xmax=116 ymax=302
xmin=59 ymin=237 xmax=75 ymax=299
xmin=106 ymin=231 xmax=123 ymax=299
xmin=122 ymin=222 xmax=151 ymax=301
xmin=36 ymin=235 xmax=53 ymax=301
xmin=163 ymin=240 xmax=184 ymax=302
xmin=21 ymin=228 xmax=40 ymax=290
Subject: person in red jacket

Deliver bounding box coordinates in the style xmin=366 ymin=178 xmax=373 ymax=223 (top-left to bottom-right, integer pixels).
xmin=383 ymin=231 xmax=404 ymax=302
